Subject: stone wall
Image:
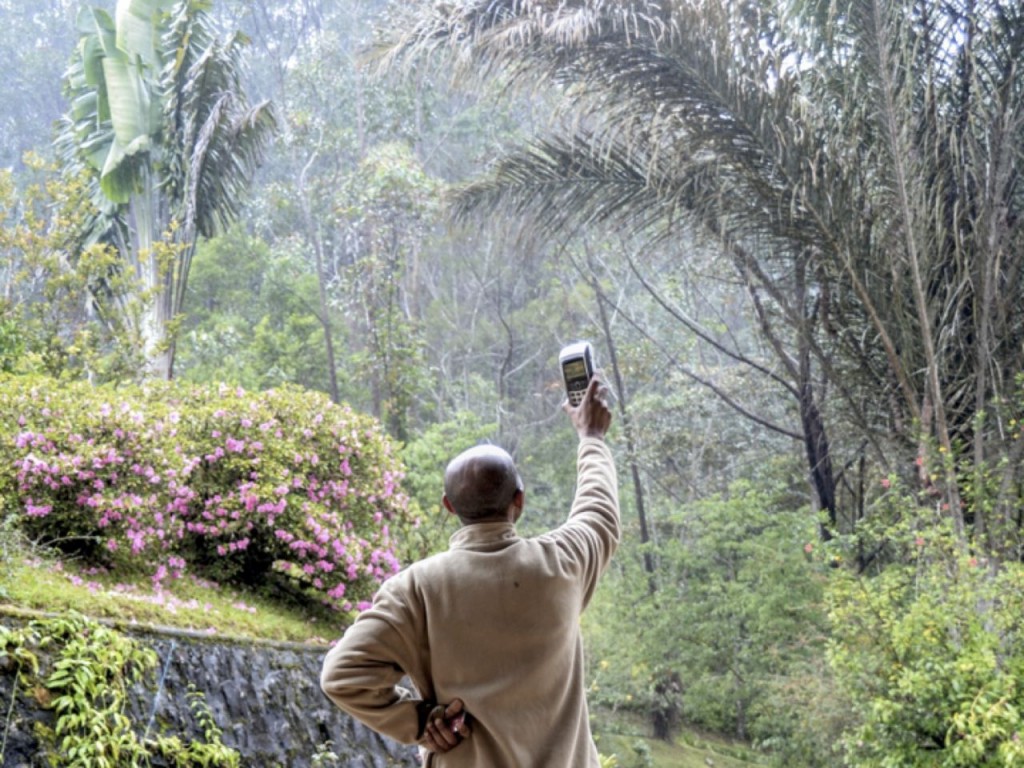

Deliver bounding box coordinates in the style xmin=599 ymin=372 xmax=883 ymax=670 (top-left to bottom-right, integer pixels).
xmin=0 ymin=617 xmax=420 ymax=768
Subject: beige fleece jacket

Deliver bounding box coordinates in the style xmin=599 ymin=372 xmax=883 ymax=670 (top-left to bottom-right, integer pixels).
xmin=320 ymin=437 xmax=620 ymax=767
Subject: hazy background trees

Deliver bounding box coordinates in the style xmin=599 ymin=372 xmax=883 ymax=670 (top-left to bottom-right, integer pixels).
xmin=3 ymin=0 xmax=1023 ymax=765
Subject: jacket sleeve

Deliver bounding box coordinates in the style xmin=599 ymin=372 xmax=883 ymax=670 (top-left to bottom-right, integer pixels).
xmin=320 ymin=579 xmax=432 ymax=745
xmin=552 ymin=437 xmax=620 ymax=606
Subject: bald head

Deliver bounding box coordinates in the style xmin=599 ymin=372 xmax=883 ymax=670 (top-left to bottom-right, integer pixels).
xmin=443 ymin=445 xmax=523 ymax=523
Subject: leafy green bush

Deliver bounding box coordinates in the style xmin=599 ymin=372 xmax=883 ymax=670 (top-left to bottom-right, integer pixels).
xmin=828 ymin=513 xmax=1024 ymax=767
xmin=0 ymin=375 xmax=414 ymax=612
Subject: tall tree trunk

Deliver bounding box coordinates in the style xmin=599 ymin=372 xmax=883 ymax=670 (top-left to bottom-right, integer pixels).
xmin=583 ymin=243 xmax=657 ymax=590
xmin=300 ymin=143 xmax=340 ymax=404
xmin=742 ymin=251 xmax=838 ymax=535
xmin=799 ymin=378 xmax=837 ymax=531
xmin=597 ymin=291 xmax=656 ymax=587
xmin=131 ymin=174 xmax=174 ymax=381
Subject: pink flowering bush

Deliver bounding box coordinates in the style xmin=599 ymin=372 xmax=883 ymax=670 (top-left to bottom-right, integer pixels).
xmin=0 ymin=375 xmax=410 ymax=612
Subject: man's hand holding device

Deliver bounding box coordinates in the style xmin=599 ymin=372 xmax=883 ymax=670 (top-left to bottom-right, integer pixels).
xmin=559 ymin=341 xmax=612 ymax=439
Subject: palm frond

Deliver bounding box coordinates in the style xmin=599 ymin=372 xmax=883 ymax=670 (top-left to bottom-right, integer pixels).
xmin=451 ymin=133 xmax=654 ymax=233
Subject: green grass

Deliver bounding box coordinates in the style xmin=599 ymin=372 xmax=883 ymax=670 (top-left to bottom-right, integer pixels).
xmin=0 ymin=542 xmax=341 ymax=645
xmin=595 ymin=733 xmax=757 ymax=768
xmin=592 ymin=710 xmax=765 ymax=768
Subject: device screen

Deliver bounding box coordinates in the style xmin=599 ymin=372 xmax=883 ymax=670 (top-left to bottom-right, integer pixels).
xmin=563 ymin=358 xmax=588 ymax=384
xmin=563 ymin=356 xmax=592 ymax=405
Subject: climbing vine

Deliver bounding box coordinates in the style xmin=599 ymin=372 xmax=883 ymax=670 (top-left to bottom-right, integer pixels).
xmin=0 ymin=612 xmax=239 ymax=767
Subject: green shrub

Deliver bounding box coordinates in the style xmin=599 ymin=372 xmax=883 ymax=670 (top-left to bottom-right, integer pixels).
xmin=828 ymin=515 xmax=1024 ymax=767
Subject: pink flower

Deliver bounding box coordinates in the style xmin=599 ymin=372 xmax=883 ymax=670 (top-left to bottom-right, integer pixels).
xmin=26 ymin=502 xmax=52 ymax=517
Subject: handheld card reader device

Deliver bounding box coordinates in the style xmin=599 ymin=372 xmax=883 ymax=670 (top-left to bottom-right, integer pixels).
xmin=559 ymin=341 xmax=595 ymax=406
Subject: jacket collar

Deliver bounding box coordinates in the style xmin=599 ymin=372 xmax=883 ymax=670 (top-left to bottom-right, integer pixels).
xmin=449 ymin=521 xmax=520 ymax=552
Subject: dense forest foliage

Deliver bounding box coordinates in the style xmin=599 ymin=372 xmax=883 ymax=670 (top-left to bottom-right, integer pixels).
xmin=2 ymin=0 xmax=1024 ymax=765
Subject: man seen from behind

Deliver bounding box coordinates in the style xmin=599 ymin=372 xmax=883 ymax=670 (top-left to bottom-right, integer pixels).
xmin=321 ymin=375 xmax=619 ymax=766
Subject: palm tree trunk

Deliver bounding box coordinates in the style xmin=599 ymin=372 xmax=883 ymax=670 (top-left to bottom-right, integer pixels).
xmin=868 ymin=0 xmax=964 ymax=537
